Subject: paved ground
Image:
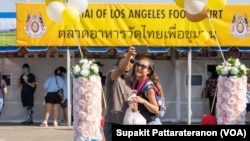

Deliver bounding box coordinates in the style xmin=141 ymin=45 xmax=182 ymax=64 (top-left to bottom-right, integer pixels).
xmin=1 ymin=122 xmax=248 ymax=141
xmin=0 ymin=123 xmax=74 ymax=141
xmin=0 ymin=122 xmax=184 ymax=141
xmin=0 ymin=121 xmax=209 ymax=141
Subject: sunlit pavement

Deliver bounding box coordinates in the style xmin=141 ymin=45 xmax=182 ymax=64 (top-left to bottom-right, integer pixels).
xmin=0 ymin=123 xmax=74 ymax=141
xmin=0 ymin=122 xmax=249 ymax=141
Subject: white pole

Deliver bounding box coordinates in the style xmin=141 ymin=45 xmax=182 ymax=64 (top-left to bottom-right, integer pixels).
xmin=187 ymin=49 xmax=192 ymax=125
xmin=67 ymin=47 xmax=72 ymax=127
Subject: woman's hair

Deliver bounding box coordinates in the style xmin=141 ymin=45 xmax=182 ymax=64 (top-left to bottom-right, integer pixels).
xmin=211 ymin=69 xmax=218 ymax=78
xmin=54 ymin=67 xmax=61 ymax=76
xmin=58 ymin=66 xmax=67 ymax=73
xmin=139 ymin=57 xmax=164 ymax=97
xmin=54 ymin=66 xmax=67 ymax=76
xmin=22 ymin=63 xmax=29 ymax=68
xmin=22 ymin=63 xmax=30 ymax=72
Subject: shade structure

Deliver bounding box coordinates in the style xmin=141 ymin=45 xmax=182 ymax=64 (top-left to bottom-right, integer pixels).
xmin=0 ymin=46 xmax=79 ymax=52
xmin=115 ymin=46 xmax=169 ymax=53
xmin=57 ymin=47 xmax=79 ymax=51
xmin=2 ymin=3 xmax=250 ymax=124
xmin=170 ymin=46 xmax=250 ymax=124
xmin=175 ymin=47 xmax=250 ymax=52
xmin=26 ymin=46 xmax=79 ymax=52
xmin=147 ymin=47 xmax=169 ymax=53
xmin=237 ymin=47 xmax=250 ymax=52
xmin=209 ymin=47 xmax=230 ymax=52
xmin=26 ymin=46 xmax=48 ymax=52
xmin=115 ymin=47 xmax=130 ymax=52
xmin=86 ymin=47 xmax=110 ymax=53
xmin=0 ymin=46 xmax=169 ymax=53
xmin=174 ymin=47 xmax=195 ymax=124
xmin=0 ymin=47 xmax=19 ymax=52
xmin=175 ymin=47 xmax=202 ymax=52
xmin=1 ymin=46 xmax=250 ymax=53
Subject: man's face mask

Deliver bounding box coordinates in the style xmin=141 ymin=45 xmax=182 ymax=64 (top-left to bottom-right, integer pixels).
xmin=23 ymin=67 xmax=29 ymax=73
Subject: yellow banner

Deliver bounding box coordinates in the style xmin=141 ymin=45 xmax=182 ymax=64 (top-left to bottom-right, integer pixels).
xmin=16 ymin=3 xmax=250 ymax=47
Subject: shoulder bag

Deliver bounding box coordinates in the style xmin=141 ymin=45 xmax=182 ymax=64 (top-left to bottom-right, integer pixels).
xmin=55 ymin=77 xmax=64 ymax=101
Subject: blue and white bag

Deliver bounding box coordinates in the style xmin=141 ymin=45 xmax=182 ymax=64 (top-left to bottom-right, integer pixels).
xmin=141 ymin=80 xmax=166 ymax=118
xmin=247 ymin=91 xmax=250 ymax=103
xmin=156 ymin=94 xmax=166 ymax=118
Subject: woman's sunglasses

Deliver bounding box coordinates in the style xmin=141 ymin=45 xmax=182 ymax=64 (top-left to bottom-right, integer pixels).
xmin=135 ymin=62 xmax=149 ymax=70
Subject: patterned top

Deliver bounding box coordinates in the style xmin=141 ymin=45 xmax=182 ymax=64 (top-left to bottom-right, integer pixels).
xmin=205 ymin=76 xmax=218 ymax=97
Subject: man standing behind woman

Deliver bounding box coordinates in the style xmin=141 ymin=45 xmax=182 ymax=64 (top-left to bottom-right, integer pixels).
xmin=205 ymin=68 xmax=218 ymax=116
xmin=129 ymin=57 xmax=164 ymax=125
xmin=40 ymin=67 xmax=67 ymax=127
xmin=104 ymin=46 xmax=136 ymax=141
xmin=18 ymin=63 xmax=37 ymax=124
xmin=0 ymin=71 xmax=7 ymax=115
xmin=57 ymin=66 xmax=69 ymax=126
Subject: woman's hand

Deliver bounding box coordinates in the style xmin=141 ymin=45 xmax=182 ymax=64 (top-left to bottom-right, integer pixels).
xmin=130 ymin=96 xmax=146 ymax=104
xmin=128 ymin=46 xmax=137 ymax=57
xmin=23 ymin=75 xmax=28 ymax=82
xmin=61 ymin=99 xmax=65 ymax=103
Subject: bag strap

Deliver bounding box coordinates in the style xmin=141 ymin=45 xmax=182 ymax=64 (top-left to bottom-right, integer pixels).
xmin=141 ymin=79 xmax=159 ymax=96
xmin=55 ymin=76 xmax=60 ymax=90
xmin=210 ymin=87 xmax=217 ymax=114
xmin=101 ymin=86 xmax=107 ymax=109
xmin=140 ymin=79 xmax=152 ymax=92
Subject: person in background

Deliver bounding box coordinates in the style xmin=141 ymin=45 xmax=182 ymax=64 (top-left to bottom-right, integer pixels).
xmin=0 ymin=71 xmax=7 ymax=115
xmin=18 ymin=63 xmax=37 ymax=124
xmin=96 ymin=62 xmax=105 ymax=86
xmin=129 ymin=57 xmax=164 ymax=125
xmin=246 ymin=72 xmax=250 ymax=124
xmin=95 ymin=62 xmax=106 ymax=127
xmin=40 ymin=67 xmax=67 ymax=127
xmin=58 ymin=66 xmax=68 ymax=126
xmin=104 ymin=46 xmax=136 ymax=141
xmin=205 ymin=68 xmax=218 ymax=116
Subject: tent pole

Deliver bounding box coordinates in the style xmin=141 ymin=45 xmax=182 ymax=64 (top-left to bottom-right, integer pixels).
xmin=187 ymin=49 xmax=192 ymax=125
xmin=67 ymin=47 xmax=72 ymax=127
